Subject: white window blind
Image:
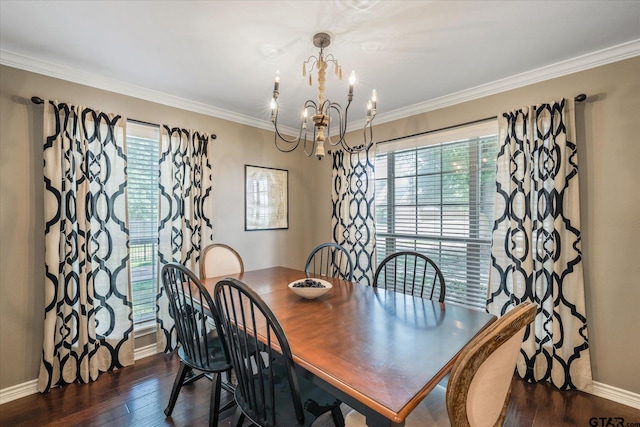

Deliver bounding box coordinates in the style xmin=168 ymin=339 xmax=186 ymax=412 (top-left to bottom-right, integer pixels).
xmin=126 ymin=120 xmax=159 ymax=325
xmin=375 ymin=120 xmax=498 ymax=310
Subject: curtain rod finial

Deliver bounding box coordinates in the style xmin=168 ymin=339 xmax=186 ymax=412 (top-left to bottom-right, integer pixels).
xmin=31 ymin=96 xmax=44 ymax=104
xmin=574 ymin=94 xmax=586 ymax=102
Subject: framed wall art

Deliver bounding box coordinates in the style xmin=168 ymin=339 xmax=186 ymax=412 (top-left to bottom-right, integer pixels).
xmin=245 ymin=165 xmax=289 ymax=231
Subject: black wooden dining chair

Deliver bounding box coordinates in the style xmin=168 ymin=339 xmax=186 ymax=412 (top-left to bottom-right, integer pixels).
xmin=161 ymin=262 xmax=235 ymax=426
xmin=373 ymin=251 xmax=446 ymax=302
xmin=214 ymin=277 xmax=345 ymax=427
xmin=305 ymin=242 xmax=354 ymax=281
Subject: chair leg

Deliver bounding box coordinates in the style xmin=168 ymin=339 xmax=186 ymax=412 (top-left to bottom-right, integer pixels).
xmin=165 ymin=360 xmax=189 ymax=416
xmin=232 ymin=407 xmax=245 ymax=427
xmin=209 ymin=372 xmax=222 ymax=427
xmin=221 ymin=368 xmax=236 ymax=394
xmin=183 ymin=367 xmax=206 ymax=385
xmin=331 ymin=404 xmax=345 ymax=427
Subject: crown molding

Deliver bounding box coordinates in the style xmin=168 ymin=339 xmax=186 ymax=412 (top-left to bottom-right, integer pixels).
xmin=0 ymin=49 xmax=298 ymax=135
xmin=3 ymin=39 xmax=639 ymax=134
xmin=367 ymin=39 xmax=640 ymax=128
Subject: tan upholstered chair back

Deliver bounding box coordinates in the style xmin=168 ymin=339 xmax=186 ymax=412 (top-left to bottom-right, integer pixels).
xmin=199 ymin=243 xmax=244 ymax=279
xmin=344 ymin=302 xmax=536 ymax=427
xmin=446 ymin=302 xmax=536 ymax=427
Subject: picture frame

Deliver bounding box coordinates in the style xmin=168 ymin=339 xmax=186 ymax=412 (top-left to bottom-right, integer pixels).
xmin=245 ymin=165 xmax=289 ymax=231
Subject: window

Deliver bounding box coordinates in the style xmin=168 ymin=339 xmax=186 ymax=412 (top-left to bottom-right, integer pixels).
xmin=126 ymin=121 xmax=159 ymax=328
xmin=375 ymin=120 xmax=498 ymax=310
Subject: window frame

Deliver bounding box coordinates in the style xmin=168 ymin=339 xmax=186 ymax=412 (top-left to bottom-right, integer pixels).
xmin=126 ymin=120 xmax=160 ymax=333
xmin=374 ymin=120 xmax=498 ymax=310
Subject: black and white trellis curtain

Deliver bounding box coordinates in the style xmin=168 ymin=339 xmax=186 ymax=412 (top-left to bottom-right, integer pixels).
xmin=156 ymin=126 xmax=214 ymax=353
xmin=331 ymin=147 xmax=376 ymax=286
xmin=487 ymin=99 xmax=592 ymax=391
xmin=38 ymin=101 xmax=134 ymax=392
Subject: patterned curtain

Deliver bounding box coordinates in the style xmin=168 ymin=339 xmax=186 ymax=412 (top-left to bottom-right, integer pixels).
xmin=156 ymin=126 xmax=214 ymax=352
xmin=487 ymin=99 xmax=592 ymax=391
xmin=331 ymin=147 xmax=376 ymax=286
xmin=38 ymin=101 xmax=133 ymax=392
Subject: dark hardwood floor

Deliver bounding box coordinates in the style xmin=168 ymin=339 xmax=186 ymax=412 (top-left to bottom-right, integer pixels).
xmin=1 ymin=352 xmax=638 ymax=426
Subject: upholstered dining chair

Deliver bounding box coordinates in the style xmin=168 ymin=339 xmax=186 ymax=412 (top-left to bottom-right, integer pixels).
xmin=373 ymin=251 xmax=446 ymax=302
xmin=343 ymin=302 xmax=537 ymax=427
xmin=161 ymin=262 xmax=235 ymax=427
xmin=214 ymin=277 xmax=345 ymax=427
xmin=200 ymin=243 xmax=244 ymax=279
xmin=197 ymin=243 xmax=245 ymax=387
xmin=305 ymin=242 xmax=354 ymax=281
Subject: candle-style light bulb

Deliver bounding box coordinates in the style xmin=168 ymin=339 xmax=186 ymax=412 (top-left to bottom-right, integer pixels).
xmin=302 ymin=109 xmax=308 ymax=129
xmin=274 ymin=71 xmax=280 ymax=92
xmin=371 ymin=89 xmax=377 ymax=115
xmin=348 ymin=70 xmax=356 ymax=101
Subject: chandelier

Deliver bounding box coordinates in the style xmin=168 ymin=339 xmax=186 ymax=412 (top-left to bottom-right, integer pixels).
xmin=270 ymin=32 xmax=377 ymax=160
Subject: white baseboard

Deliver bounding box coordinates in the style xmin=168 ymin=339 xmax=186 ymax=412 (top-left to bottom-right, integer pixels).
xmin=0 ymin=379 xmax=39 ymax=405
xmin=0 ymin=344 xmax=159 ymax=405
xmin=591 ymin=381 xmax=640 ymax=410
xmin=133 ymin=343 xmax=160 ymax=361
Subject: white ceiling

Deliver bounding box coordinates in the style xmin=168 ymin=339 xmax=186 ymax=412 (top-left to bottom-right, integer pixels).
xmin=1 ymin=1 xmax=639 ymax=131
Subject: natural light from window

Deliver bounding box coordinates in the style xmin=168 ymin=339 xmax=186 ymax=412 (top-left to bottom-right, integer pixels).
xmin=374 ymin=120 xmax=498 ymax=310
xmin=126 ymin=120 xmax=159 ymax=328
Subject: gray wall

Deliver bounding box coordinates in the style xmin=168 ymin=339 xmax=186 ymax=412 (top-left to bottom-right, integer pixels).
xmin=371 ymin=56 xmax=640 ymax=394
xmin=0 ymin=64 xmax=333 ymax=389
xmin=1 ymin=56 xmax=639 ymax=394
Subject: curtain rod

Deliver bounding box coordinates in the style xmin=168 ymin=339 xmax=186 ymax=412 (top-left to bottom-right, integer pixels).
xmin=30 ymin=94 xmax=588 ymax=106
xmin=31 ymin=93 xmax=587 ymax=142
xmin=30 ymin=97 xmax=217 ymax=139
xmin=377 ymin=116 xmax=498 ymax=145
xmin=376 ymin=93 xmax=587 ymax=145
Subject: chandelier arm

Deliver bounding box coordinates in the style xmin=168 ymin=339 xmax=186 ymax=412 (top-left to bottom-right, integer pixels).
xmin=272 ymin=104 xmax=306 ymax=145
xmin=326 ymin=103 xmax=344 ymax=147
xmin=273 ymin=123 xmax=304 ymax=145
xmin=340 ymin=100 xmax=350 ymax=138
xmin=274 ymin=135 xmax=301 ymax=153
xmin=273 ymin=117 xmax=304 ymax=153
xmin=304 ymin=99 xmax=318 ymax=113
xmin=324 ymin=54 xmax=338 ymax=65
xmin=326 ymin=100 xmax=351 ymax=148
xmin=302 ymin=127 xmax=317 ymax=157
xmin=340 ymin=118 xmax=374 ymax=153
xmin=361 ymin=119 xmax=375 ymax=151
xmin=326 ymin=101 xmax=376 ymax=154
xmin=303 ymin=55 xmax=319 ymax=73
xmin=337 ymin=123 xmax=370 ymax=154
xmin=319 ymin=99 xmax=332 ymax=116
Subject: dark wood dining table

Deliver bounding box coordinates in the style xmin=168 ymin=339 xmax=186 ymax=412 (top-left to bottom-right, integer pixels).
xmin=202 ymin=266 xmax=496 ymax=427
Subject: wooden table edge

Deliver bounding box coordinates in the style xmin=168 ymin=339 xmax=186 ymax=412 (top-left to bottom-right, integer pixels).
xmin=394 ymin=312 xmax=497 ymax=422
xmin=204 ymin=267 xmax=498 ymax=425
